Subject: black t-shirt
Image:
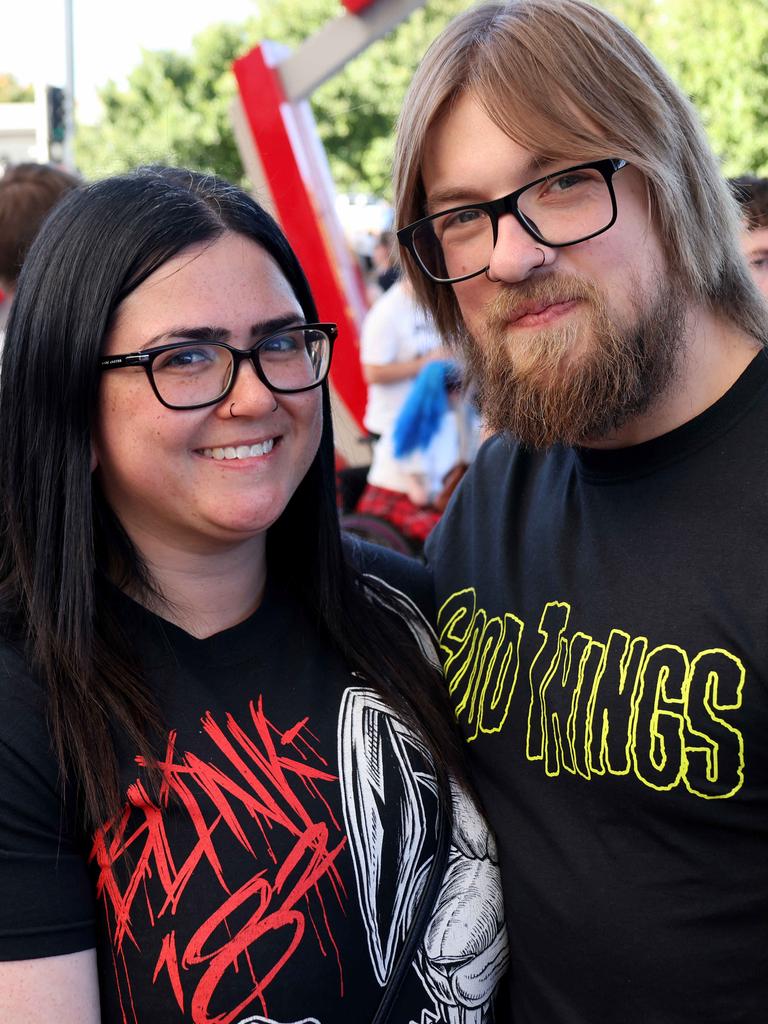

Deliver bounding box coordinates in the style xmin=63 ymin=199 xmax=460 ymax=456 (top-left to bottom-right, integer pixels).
xmin=426 ymin=351 xmax=768 ymax=1024
xmin=0 ymin=544 xmax=508 ymax=1022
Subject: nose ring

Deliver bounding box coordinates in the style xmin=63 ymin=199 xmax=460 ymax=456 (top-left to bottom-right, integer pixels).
xmin=228 ymin=396 xmax=278 ymax=417
xmin=485 ymin=246 xmax=546 ymax=281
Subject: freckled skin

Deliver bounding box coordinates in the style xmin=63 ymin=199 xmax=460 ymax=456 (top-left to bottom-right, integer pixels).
xmin=93 ymin=233 xmax=323 ymax=562
xmin=421 ymin=92 xmax=665 ymax=352
xmin=420 ymin=92 xmax=760 ymax=447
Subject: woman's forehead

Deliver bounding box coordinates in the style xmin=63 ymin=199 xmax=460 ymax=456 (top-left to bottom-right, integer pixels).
xmin=107 ymin=235 xmax=300 ymax=348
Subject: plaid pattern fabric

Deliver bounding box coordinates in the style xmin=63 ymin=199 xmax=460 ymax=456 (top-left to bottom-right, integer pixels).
xmin=356 ymin=483 xmax=441 ymax=543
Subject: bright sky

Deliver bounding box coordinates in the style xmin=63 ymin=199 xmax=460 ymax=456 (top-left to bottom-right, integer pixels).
xmin=1 ymin=0 xmax=257 ymax=122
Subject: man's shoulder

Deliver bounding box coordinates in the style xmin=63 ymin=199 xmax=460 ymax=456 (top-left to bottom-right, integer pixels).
xmin=425 ymin=433 xmax=557 ymax=560
xmin=343 ymin=536 xmax=434 ymax=622
xmin=458 ymin=431 xmax=543 ymax=491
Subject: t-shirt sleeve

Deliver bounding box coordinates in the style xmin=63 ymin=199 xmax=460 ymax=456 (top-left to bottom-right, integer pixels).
xmin=359 ymin=296 xmax=401 ymax=366
xmin=343 ymin=536 xmax=436 ymax=623
xmin=0 ymin=646 xmax=96 ymax=960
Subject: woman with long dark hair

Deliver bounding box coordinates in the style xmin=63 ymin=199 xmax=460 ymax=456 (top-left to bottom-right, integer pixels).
xmin=0 ymin=167 xmax=507 ymax=1022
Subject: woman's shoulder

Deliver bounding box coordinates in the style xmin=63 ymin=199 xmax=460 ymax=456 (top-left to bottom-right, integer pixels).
xmin=343 ymin=536 xmax=434 ymax=622
xmin=0 ymin=636 xmax=52 ymax=756
xmin=0 ymin=634 xmax=40 ymax=696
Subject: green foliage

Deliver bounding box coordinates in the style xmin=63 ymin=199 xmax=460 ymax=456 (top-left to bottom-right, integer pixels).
xmin=75 ymin=0 xmax=473 ymax=194
xmin=268 ymin=0 xmax=479 ymax=196
xmin=602 ymin=0 xmax=768 ymax=176
xmin=75 ymin=22 xmax=254 ymax=183
xmin=261 ymin=0 xmax=475 ymax=196
xmin=0 ymin=73 xmax=34 ymax=103
xmin=75 ymin=0 xmax=768 ymax=192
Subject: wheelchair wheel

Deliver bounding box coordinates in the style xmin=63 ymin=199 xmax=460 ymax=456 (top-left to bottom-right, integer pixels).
xmin=340 ymin=512 xmax=419 ymax=558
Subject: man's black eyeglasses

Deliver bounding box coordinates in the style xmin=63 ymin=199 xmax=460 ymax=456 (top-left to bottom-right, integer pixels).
xmin=99 ymin=323 xmax=337 ymax=410
xmin=397 ymin=159 xmax=628 ymax=284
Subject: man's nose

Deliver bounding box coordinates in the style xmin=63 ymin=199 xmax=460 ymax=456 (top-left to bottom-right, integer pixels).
xmin=485 ymin=213 xmax=553 ymax=283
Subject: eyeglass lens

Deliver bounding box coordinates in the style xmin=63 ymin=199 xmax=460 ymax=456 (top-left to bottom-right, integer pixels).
xmin=412 ymin=166 xmax=616 ymax=281
xmin=150 ymin=327 xmax=330 ymax=408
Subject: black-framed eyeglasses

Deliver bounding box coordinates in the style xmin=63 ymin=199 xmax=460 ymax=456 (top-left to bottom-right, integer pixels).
xmin=99 ymin=322 xmax=337 ymax=410
xmin=398 ymin=159 xmax=628 ymax=284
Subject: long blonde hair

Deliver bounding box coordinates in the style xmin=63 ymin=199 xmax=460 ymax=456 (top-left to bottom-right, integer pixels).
xmin=393 ymin=0 xmax=766 ymax=344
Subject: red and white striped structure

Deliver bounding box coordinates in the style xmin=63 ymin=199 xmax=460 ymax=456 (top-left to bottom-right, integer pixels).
xmin=231 ymin=0 xmax=425 ymax=464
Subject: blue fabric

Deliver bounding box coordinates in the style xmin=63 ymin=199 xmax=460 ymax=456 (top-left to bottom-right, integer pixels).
xmin=393 ymin=360 xmax=456 ymax=457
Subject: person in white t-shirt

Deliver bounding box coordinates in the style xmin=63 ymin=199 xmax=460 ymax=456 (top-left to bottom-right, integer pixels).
xmin=358 ymin=278 xmax=462 ymax=545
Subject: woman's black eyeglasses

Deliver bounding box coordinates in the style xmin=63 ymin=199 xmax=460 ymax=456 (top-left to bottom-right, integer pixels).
xmin=99 ymin=323 xmax=337 ymax=410
xmin=397 ymin=159 xmax=628 ymax=284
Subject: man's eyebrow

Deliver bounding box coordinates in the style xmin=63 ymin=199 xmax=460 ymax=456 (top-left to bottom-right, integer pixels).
xmin=424 ymin=156 xmax=566 ymax=214
xmin=138 ymin=313 xmax=305 ymax=351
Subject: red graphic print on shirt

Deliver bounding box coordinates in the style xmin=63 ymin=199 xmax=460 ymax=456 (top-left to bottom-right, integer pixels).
xmin=90 ymin=697 xmax=347 ymax=1024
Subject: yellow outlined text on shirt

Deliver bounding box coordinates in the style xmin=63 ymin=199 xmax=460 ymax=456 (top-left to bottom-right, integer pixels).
xmin=437 ymin=589 xmax=745 ymax=800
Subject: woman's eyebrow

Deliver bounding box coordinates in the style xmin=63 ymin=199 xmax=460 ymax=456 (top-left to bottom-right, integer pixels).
xmin=249 ymin=313 xmax=306 ymax=339
xmin=138 ymin=325 xmax=227 ymax=350
xmin=138 ymin=314 xmax=306 ymax=351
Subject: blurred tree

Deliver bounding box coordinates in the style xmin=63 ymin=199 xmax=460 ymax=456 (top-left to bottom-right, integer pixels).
xmin=0 ymin=74 xmax=34 ymax=103
xmin=75 ymin=0 xmax=768 ymax=189
xmin=252 ymin=0 xmax=474 ymax=196
xmin=75 ymin=0 xmax=473 ymax=194
xmin=603 ymin=0 xmax=768 ymax=175
xmin=75 ymin=22 xmax=252 ymax=183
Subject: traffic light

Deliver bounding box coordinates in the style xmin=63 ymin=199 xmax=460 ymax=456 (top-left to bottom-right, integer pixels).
xmin=46 ymin=85 xmax=66 ymax=147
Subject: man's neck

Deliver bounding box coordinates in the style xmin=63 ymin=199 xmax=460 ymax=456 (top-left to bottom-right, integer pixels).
xmin=584 ymin=306 xmax=762 ymax=449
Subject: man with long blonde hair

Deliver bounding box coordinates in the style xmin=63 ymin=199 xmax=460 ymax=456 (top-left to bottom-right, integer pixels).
xmin=393 ymin=1 xmax=768 ymax=1021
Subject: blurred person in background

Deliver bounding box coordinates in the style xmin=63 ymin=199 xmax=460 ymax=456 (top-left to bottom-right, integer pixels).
xmin=358 ymin=276 xmax=457 ymax=547
xmin=370 ymin=229 xmax=401 ymax=297
xmin=0 ymin=162 xmax=80 ymax=343
xmin=730 ymin=174 xmax=768 ymax=300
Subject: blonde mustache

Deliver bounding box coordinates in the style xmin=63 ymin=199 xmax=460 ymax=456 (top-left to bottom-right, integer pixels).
xmin=484 ymin=273 xmax=605 ymax=333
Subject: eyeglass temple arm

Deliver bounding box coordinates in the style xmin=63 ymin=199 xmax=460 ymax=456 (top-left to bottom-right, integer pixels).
xmin=99 ymin=353 xmax=151 ymax=369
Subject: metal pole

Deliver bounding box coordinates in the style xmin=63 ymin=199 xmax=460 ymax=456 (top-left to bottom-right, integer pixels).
xmin=63 ymin=0 xmax=75 ymax=168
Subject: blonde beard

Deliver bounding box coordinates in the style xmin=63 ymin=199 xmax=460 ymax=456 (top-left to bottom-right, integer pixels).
xmin=464 ymin=272 xmax=683 ymax=449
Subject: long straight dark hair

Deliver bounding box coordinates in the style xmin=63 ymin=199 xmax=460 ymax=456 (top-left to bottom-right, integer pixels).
xmin=0 ymin=167 xmax=465 ymax=830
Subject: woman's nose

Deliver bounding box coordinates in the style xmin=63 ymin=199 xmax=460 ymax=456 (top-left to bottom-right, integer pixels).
xmin=215 ymin=356 xmax=277 ymax=419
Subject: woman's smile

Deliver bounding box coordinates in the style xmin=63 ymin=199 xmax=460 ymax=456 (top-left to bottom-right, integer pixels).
xmin=197 ymin=437 xmax=278 ymax=460
xmin=94 ymin=233 xmax=323 ymax=555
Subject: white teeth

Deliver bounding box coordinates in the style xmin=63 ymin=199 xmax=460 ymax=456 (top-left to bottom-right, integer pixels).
xmin=201 ymin=439 xmax=275 ymax=460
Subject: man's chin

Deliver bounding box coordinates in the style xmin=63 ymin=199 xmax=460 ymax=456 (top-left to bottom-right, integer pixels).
xmin=480 ymin=329 xmax=595 ymax=419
